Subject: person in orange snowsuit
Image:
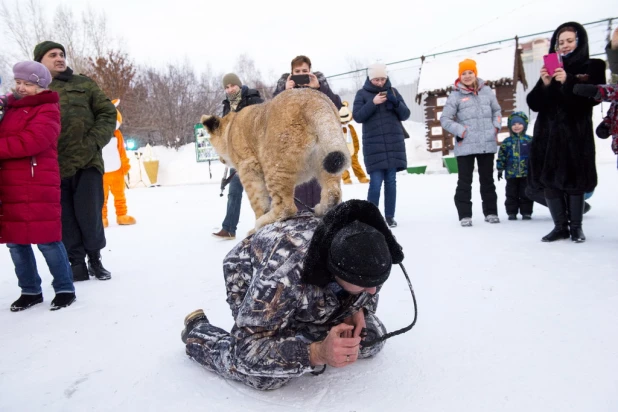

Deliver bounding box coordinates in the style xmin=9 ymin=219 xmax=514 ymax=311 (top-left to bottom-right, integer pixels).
xmin=102 ymin=99 xmax=136 ymax=227
xmin=340 ymin=101 xmax=369 ymax=184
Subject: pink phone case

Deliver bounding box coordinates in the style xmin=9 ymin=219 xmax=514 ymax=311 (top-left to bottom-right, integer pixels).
xmin=543 ymin=53 xmax=563 ymax=77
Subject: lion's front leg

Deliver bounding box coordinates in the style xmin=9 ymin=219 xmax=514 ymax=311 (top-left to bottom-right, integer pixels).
xmin=236 ymin=159 xmax=270 ymax=223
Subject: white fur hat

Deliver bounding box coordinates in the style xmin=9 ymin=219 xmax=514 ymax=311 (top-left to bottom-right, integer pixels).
xmin=368 ymin=63 xmax=388 ymax=80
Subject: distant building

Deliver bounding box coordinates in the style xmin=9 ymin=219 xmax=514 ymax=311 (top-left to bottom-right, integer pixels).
xmin=521 ymin=38 xmax=551 ymax=63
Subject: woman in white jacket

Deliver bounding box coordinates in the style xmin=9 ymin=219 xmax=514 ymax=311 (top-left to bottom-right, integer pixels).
xmin=440 ymin=59 xmax=502 ymax=227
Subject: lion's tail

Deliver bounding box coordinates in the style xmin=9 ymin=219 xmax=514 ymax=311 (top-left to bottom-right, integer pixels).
xmin=323 ymin=151 xmax=347 ymax=174
xmin=312 ymin=106 xmax=350 ymax=175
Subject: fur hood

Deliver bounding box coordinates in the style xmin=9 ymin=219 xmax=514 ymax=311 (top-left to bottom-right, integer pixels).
xmin=301 ymin=199 xmax=404 ymax=287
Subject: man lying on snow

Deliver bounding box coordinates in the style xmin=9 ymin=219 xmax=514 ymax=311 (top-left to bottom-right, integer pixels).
xmin=181 ymin=199 xmax=404 ymax=390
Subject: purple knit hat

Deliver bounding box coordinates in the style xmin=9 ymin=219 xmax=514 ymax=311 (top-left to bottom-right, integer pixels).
xmin=13 ymin=61 xmax=52 ymax=89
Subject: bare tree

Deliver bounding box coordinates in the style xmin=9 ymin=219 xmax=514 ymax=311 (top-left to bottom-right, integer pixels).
xmin=0 ymin=0 xmax=51 ymax=59
xmin=347 ymin=57 xmax=368 ymax=91
xmin=233 ymin=54 xmax=274 ymax=99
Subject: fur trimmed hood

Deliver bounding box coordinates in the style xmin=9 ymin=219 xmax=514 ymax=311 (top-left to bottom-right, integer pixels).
xmin=301 ymin=199 xmax=404 ymax=287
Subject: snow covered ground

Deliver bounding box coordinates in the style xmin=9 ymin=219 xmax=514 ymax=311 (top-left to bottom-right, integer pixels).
xmin=1 ymin=147 xmax=617 ymax=411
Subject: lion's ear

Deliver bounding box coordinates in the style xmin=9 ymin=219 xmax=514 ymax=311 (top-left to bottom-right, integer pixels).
xmin=342 ymin=101 xmax=349 ymax=107
xmin=201 ymin=115 xmax=221 ymax=133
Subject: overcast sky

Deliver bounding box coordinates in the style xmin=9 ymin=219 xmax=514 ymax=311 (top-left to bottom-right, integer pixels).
xmin=2 ymin=0 xmax=616 ymax=81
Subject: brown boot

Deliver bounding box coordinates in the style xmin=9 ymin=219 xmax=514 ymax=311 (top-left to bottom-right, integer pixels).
xmin=212 ymin=229 xmax=236 ymax=240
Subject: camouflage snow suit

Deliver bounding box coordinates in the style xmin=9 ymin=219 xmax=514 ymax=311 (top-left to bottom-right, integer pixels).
xmin=185 ymin=213 xmax=387 ymax=390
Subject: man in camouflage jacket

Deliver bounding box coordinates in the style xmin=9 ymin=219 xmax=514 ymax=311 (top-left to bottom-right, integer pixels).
xmin=182 ymin=200 xmax=404 ymax=390
xmin=35 ymin=41 xmax=116 ymax=282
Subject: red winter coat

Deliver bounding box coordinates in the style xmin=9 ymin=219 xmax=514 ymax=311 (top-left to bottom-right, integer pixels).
xmin=0 ymin=91 xmax=62 ymax=244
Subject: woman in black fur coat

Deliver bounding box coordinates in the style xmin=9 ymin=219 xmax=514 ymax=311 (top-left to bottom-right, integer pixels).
xmin=526 ymin=22 xmax=606 ymax=243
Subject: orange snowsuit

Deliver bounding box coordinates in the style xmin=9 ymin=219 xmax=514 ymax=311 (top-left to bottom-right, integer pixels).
xmin=103 ymin=128 xmax=131 ymax=220
xmin=341 ymin=124 xmax=369 ymax=184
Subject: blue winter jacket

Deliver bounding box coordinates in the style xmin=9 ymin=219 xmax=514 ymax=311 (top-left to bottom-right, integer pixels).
xmin=352 ymin=78 xmax=410 ymax=173
xmin=496 ymin=112 xmax=532 ymax=178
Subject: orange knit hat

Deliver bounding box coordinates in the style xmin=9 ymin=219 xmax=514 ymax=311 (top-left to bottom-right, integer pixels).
xmin=458 ymin=59 xmax=478 ymax=78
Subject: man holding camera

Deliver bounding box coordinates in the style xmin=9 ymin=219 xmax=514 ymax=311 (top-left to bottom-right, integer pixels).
xmin=273 ymin=56 xmax=342 ymax=211
xmin=182 ymin=199 xmax=403 ymax=390
xmin=274 ymin=55 xmax=342 ymax=110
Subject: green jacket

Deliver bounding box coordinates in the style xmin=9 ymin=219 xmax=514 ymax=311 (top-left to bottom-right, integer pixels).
xmin=49 ymin=67 xmax=116 ymax=178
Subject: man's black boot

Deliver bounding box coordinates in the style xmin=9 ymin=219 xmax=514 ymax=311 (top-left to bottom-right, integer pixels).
xmin=71 ymin=260 xmax=89 ymax=282
xmin=87 ymin=251 xmax=112 ymax=280
xmin=542 ymin=197 xmax=570 ymax=242
xmin=568 ymin=194 xmax=586 ymax=243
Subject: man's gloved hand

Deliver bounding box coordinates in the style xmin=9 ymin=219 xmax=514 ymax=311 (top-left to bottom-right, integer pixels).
xmin=596 ymin=121 xmax=610 ymax=139
xmin=498 ymin=170 xmax=503 ymax=181
xmin=573 ymin=84 xmax=601 ymax=99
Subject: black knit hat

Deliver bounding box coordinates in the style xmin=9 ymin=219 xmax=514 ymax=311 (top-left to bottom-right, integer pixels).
xmin=33 ymin=41 xmax=65 ymax=63
xmin=327 ymin=221 xmax=392 ymax=287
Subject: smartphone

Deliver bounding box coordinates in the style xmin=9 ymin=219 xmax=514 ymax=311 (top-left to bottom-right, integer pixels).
xmin=543 ymin=53 xmax=563 ymax=77
xmin=379 ymin=91 xmax=387 ymax=96
xmin=290 ymin=74 xmax=310 ymax=85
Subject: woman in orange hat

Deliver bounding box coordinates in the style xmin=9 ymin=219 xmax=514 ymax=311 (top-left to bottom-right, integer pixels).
xmin=440 ymin=59 xmax=502 ymax=227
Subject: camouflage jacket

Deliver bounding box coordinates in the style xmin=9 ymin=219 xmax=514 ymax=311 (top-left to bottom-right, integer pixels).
xmin=50 ymin=68 xmax=116 ymax=178
xmin=222 ymin=213 xmax=379 ymax=378
xmin=496 ymin=133 xmax=532 ymax=178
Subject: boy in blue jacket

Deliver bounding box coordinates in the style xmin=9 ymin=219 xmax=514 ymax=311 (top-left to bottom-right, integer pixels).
xmin=497 ymin=112 xmax=533 ymax=220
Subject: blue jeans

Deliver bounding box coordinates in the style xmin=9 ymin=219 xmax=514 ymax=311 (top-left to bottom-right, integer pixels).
xmin=221 ymin=170 xmax=243 ymax=235
xmin=7 ymin=242 xmax=75 ymax=295
xmin=367 ymin=168 xmax=397 ymax=218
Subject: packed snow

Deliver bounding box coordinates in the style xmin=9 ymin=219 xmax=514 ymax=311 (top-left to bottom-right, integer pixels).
xmin=1 ymin=131 xmax=617 ymax=412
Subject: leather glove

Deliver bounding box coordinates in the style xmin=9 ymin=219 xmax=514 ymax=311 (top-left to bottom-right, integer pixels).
xmin=573 ymin=84 xmax=601 ymax=99
xmin=596 ymin=122 xmax=610 ymax=139
xmin=497 ymin=170 xmax=503 ymax=181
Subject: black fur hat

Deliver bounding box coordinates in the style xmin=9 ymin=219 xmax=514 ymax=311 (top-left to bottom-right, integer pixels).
xmin=302 ymin=199 xmax=404 ymax=287
xmin=327 ymin=221 xmax=392 ymax=287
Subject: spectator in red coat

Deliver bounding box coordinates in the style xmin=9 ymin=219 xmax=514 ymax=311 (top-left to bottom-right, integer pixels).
xmin=0 ymin=61 xmax=76 ymax=312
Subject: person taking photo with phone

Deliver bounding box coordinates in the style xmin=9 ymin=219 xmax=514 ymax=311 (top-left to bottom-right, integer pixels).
xmin=526 ymin=22 xmax=605 ymax=243
xmin=273 ymin=56 xmax=343 ymax=212
xmin=352 ymin=63 xmax=410 ymax=228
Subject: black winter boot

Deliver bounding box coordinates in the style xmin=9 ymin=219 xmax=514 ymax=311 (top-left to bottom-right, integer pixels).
xmin=71 ymin=260 xmax=89 ymax=282
xmin=181 ymin=309 xmax=209 ymax=344
xmin=87 ymin=251 xmax=111 ymax=280
xmin=542 ymin=197 xmax=570 ymax=242
xmin=10 ymin=293 xmax=43 ymax=312
xmin=50 ymin=292 xmax=76 ymax=311
xmin=568 ymin=194 xmax=586 ymax=243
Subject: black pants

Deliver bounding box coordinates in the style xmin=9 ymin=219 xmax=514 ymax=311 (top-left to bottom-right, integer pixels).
xmin=455 ymin=153 xmax=498 ymax=219
xmin=61 ymin=167 xmax=106 ymax=262
xmin=505 ymin=178 xmax=533 ymax=216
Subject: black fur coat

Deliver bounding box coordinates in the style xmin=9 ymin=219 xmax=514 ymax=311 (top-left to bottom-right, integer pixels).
xmin=526 ymin=22 xmax=606 ymax=193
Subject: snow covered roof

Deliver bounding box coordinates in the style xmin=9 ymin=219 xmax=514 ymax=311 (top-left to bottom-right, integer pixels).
xmin=417 ymin=44 xmax=517 ymax=93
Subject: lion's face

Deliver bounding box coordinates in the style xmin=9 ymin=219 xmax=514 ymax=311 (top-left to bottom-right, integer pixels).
xmin=200 ymin=114 xmax=227 ymax=157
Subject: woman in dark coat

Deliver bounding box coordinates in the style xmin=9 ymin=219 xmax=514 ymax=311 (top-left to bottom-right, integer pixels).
xmin=352 ymin=63 xmax=410 ymax=227
xmin=0 ymin=61 xmax=75 ymax=311
xmin=526 ymin=22 xmax=605 ymax=243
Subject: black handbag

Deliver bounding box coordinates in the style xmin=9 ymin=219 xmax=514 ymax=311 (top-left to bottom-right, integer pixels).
xmin=391 ymin=88 xmax=409 ymax=139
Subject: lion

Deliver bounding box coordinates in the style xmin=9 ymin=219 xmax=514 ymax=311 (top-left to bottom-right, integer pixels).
xmin=201 ymin=88 xmax=350 ymax=232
